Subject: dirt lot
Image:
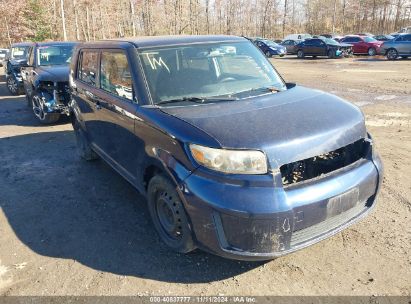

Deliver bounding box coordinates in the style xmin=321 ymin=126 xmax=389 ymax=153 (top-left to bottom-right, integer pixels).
xmin=0 ymin=56 xmax=410 ymax=296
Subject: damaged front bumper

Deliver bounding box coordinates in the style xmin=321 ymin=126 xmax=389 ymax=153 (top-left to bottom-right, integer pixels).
xmin=38 ymin=83 xmax=71 ymax=115
xmin=178 ymin=144 xmax=383 ymax=261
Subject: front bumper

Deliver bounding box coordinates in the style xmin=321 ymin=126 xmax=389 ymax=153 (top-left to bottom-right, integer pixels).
xmin=179 ymin=155 xmax=383 ymax=261
xmin=270 ymin=49 xmax=287 ymax=56
xmin=39 ymin=89 xmax=71 ymax=115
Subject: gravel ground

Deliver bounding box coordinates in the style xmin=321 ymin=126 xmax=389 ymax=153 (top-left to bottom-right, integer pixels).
xmin=0 ymin=56 xmax=410 ymax=296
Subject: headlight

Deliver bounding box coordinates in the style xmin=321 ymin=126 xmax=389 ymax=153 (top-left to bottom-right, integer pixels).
xmin=189 ymin=144 xmax=268 ymax=174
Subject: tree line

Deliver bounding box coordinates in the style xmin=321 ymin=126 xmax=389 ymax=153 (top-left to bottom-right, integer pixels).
xmin=0 ymin=0 xmax=410 ymax=47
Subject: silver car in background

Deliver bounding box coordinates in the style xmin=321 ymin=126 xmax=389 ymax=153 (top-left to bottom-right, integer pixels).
xmin=380 ymin=33 xmax=411 ymax=59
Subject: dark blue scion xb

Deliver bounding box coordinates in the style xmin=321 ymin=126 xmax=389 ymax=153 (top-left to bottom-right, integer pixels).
xmin=69 ymin=35 xmax=383 ymax=260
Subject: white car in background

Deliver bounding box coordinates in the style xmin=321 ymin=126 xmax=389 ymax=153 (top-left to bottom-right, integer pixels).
xmin=283 ymin=33 xmax=312 ymax=41
xmin=0 ymin=48 xmax=9 ymax=67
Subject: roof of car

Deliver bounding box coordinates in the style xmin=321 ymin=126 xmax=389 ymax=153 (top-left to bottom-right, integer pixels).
xmin=83 ymin=35 xmax=246 ymax=48
xmin=34 ymin=41 xmax=79 ymax=46
xmin=11 ymin=42 xmax=36 ymax=47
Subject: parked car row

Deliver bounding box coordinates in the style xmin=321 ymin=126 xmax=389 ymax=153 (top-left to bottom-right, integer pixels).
xmin=0 ymin=35 xmax=384 ymax=261
xmin=249 ymin=32 xmax=411 ymax=60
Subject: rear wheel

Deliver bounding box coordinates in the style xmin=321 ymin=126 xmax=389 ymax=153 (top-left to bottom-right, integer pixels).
xmin=401 ymin=56 xmax=408 ymax=59
xmin=297 ymin=50 xmax=305 ymax=58
xmin=367 ymin=47 xmax=376 ymax=56
xmin=147 ymin=174 xmax=195 ymax=253
xmin=386 ymin=48 xmax=398 ymax=60
xmin=31 ymin=93 xmax=60 ymax=124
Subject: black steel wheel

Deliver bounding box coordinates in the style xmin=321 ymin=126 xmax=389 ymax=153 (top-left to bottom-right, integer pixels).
xmin=297 ymin=50 xmax=305 ymax=58
xmin=147 ymin=174 xmax=195 ymax=253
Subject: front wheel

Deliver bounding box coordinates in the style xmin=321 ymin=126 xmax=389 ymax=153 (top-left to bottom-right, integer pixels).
xmin=328 ymin=49 xmax=335 ymax=59
xmin=386 ymin=48 xmax=398 ymax=60
xmin=147 ymin=174 xmax=195 ymax=253
xmin=6 ymin=76 xmax=21 ymax=95
xmin=368 ymin=47 xmax=376 ymax=56
xmin=297 ymin=50 xmax=305 ymax=58
xmin=31 ymin=93 xmax=60 ymax=124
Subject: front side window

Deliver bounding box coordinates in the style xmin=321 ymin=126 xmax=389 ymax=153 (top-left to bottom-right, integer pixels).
xmin=100 ymin=52 xmax=133 ymax=101
xmin=139 ymin=41 xmax=285 ymax=105
xmin=37 ymin=45 xmax=74 ymax=66
xmin=78 ymin=51 xmax=99 ymax=86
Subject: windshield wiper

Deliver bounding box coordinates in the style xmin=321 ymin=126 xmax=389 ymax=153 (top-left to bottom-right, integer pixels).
xmin=156 ymin=96 xmax=238 ymax=105
xmin=233 ymin=86 xmax=282 ymax=97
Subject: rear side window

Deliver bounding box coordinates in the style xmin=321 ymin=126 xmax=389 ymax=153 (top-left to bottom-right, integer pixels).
xmin=100 ymin=51 xmax=133 ymax=101
xmin=78 ymin=51 xmax=99 ymax=86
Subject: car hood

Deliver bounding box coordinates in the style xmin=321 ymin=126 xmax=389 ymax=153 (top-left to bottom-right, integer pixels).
xmin=160 ymin=85 xmax=366 ymax=169
xmin=36 ymin=65 xmax=70 ymax=82
xmin=338 ymin=43 xmax=353 ymax=47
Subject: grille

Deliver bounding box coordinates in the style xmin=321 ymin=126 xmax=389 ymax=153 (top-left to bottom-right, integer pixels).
xmin=290 ymin=201 xmax=368 ymax=247
xmin=280 ymin=138 xmax=370 ymax=186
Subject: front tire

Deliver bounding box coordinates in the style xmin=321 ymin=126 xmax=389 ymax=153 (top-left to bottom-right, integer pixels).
xmin=386 ymin=48 xmax=398 ymax=60
xmin=297 ymin=50 xmax=305 ymax=58
xmin=328 ymin=49 xmax=335 ymax=59
xmin=6 ymin=76 xmax=21 ymax=95
xmin=31 ymin=93 xmax=60 ymax=124
xmin=147 ymin=174 xmax=195 ymax=253
xmin=72 ymin=114 xmax=99 ymax=161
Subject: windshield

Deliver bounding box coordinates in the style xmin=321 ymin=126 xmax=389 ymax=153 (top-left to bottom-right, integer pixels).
xmin=139 ymin=41 xmax=286 ymax=105
xmin=325 ymin=38 xmax=339 ymax=45
xmin=37 ymin=45 xmax=74 ymax=66
xmin=261 ymin=40 xmax=279 ymax=47
xmin=363 ymin=37 xmax=377 ymax=42
xmin=11 ymin=46 xmax=30 ymax=60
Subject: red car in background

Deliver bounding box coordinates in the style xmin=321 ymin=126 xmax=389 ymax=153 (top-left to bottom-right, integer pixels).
xmin=340 ymin=35 xmax=383 ymax=55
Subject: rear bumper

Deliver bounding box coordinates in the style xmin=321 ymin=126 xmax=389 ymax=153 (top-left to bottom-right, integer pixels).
xmin=180 ymin=155 xmax=382 ymax=261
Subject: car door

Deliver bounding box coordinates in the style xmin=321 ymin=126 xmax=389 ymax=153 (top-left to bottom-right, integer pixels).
xmin=302 ymin=40 xmax=313 ymax=54
xmin=398 ymin=34 xmax=411 ymax=54
xmin=22 ymin=46 xmax=36 ymax=98
xmin=256 ymin=41 xmax=267 ymax=53
xmin=343 ymin=37 xmax=359 ymax=53
xmin=93 ymin=49 xmax=142 ymax=182
xmin=356 ymin=37 xmax=368 ymax=53
xmin=72 ymin=50 xmax=101 ymax=145
xmin=311 ymin=39 xmax=325 ymax=56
